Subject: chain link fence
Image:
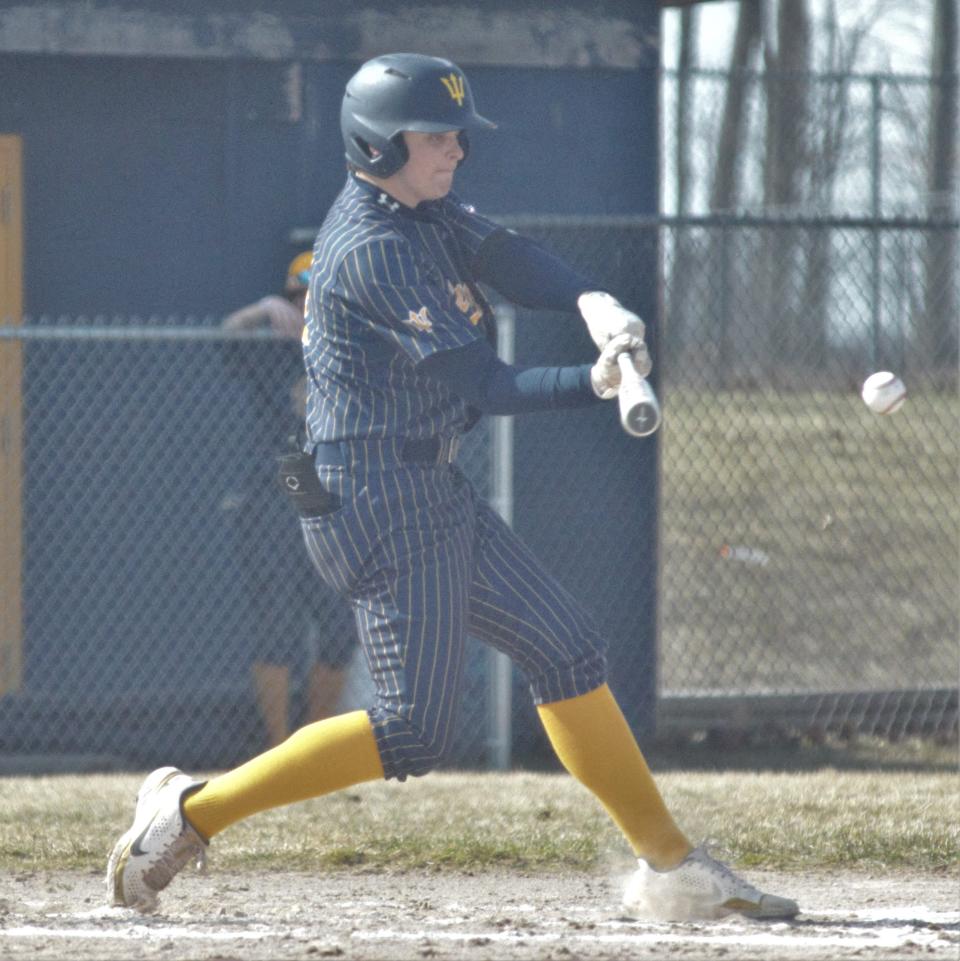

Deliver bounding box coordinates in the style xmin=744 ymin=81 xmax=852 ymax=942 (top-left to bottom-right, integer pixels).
xmin=0 ymin=320 xmax=509 ymax=770
xmin=512 ymin=213 xmax=958 ymax=745
xmin=1 ymin=213 xmax=957 ymax=771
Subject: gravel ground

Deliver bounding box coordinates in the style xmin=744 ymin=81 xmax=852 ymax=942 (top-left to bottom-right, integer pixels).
xmin=0 ymin=866 xmax=957 ymax=960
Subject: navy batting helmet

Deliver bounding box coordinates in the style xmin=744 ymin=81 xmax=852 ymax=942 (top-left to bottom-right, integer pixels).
xmin=341 ymin=53 xmax=496 ymax=178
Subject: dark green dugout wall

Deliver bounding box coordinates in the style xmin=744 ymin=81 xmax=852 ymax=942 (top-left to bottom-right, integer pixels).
xmin=0 ymin=10 xmax=661 ymax=765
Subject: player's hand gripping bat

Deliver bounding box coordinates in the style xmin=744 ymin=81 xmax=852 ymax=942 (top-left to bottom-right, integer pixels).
xmin=578 ymin=292 xmax=660 ymax=437
xmin=616 ymin=351 xmax=661 ymax=437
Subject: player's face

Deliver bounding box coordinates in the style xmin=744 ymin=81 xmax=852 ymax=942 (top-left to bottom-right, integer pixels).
xmin=393 ymin=130 xmax=464 ymax=205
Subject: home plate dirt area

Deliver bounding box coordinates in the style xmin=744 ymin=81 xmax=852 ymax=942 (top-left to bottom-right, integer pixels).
xmin=0 ymin=867 xmax=957 ymax=960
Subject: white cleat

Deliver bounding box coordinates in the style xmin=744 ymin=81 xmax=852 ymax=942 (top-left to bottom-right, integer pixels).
xmin=106 ymin=766 xmax=207 ymax=912
xmin=623 ymin=845 xmax=799 ymax=921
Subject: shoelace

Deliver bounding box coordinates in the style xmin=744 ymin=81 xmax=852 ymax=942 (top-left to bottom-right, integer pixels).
xmin=695 ymin=842 xmax=759 ymax=897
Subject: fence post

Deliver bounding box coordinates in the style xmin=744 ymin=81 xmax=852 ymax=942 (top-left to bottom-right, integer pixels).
xmin=0 ymin=135 xmax=24 ymax=698
xmin=487 ymin=304 xmax=516 ymax=770
xmin=718 ymin=220 xmax=732 ymax=388
xmin=870 ymin=75 xmax=883 ymax=370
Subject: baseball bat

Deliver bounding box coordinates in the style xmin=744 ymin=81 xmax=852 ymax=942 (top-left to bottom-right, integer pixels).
xmin=616 ymin=352 xmax=661 ymax=437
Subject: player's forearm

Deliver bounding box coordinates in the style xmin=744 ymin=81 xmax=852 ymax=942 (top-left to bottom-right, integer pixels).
xmin=494 ymin=363 xmax=599 ymax=412
xmin=419 ymin=339 xmax=600 ymax=414
xmin=472 ymin=229 xmax=595 ymax=313
xmin=222 ymin=302 xmax=271 ymax=330
xmin=223 ymin=296 xmax=304 ymax=338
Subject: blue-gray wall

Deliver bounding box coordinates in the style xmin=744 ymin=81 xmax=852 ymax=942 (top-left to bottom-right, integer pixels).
xmin=3 ymin=54 xmax=658 ymax=314
xmin=0 ymin=3 xmax=661 ymax=766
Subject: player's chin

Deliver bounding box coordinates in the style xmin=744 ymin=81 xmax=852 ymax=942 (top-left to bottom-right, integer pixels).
xmin=431 ymin=172 xmax=456 ymax=197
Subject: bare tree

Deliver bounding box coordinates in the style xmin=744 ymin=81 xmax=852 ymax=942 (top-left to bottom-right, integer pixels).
xmin=762 ymin=0 xmax=812 ymax=381
xmin=675 ymin=6 xmax=697 ymax=217
xmin=666 ymin=4 xmax=699 ymax=362
xmin=802 ymin=0 xmax=877 ymax=371
xmin=710 ymin=0 xmax=761 ymax=213
xmin=920 ymin=0 xmax=958 ymax=371
xmin=706 ymin=0 xmax=761 ymax=385
xmin=763 ymin=0 xmax=811 ymax=214
xmin=676 ymin=0 xmax=953 ymax=384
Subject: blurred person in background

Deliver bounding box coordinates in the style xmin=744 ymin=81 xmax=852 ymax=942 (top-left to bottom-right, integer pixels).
xmin=220 ymin=252 xmax=357 ymax=748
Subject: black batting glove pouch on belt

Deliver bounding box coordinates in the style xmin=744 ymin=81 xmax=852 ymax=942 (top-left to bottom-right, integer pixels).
xmin=276 ymin=451 xmax=341 ymax=518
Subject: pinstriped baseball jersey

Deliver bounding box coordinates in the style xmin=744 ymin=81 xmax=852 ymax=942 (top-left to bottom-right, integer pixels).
xmin=303 ymin=174 xmax=498 ymax=448
xmin=299 ymin=173 xmax=608 ymax=781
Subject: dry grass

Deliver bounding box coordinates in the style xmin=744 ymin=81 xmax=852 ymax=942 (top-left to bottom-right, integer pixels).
xmin=0 ymin=767 xmax=956 ymax=875
xmin=660 ymin=387 xmax=959 ymax=692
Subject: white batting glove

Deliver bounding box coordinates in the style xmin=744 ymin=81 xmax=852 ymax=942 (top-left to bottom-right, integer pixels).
xmin=591 ymin=333 xmax=646 ymax=399
xmin=578 ymin=291 xmax=646 ymax=351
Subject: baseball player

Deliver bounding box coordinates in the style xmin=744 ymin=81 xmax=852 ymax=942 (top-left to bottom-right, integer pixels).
xmin=221 ymin=253 xmax=357 ymax=747
xmin=106 ymin=53 xmax=798 ymax=922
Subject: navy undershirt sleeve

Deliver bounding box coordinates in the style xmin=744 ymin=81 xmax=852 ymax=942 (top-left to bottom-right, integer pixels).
xmin=418 ymin=338 xmax=600 ymax=415
xmin=471 ymin=229 xmax=597 ymax=313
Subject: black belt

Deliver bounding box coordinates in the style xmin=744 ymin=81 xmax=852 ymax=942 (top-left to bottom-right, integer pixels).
xmin=313 ymin=437 xmax=459 ymax=470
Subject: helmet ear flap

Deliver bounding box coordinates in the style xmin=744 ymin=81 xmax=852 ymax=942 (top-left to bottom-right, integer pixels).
xmin=346 ymin=122 xmax=408 ymax=177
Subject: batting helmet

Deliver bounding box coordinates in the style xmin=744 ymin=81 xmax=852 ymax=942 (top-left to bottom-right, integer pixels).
xmin=341 ymin=53 xmax=496 ymax=178
xmin=284 ymin=251 xmax=312 ymax=294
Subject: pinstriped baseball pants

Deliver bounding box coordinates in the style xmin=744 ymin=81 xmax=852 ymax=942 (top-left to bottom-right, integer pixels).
xmin=301 ymin=462 xmax=608 ymax=781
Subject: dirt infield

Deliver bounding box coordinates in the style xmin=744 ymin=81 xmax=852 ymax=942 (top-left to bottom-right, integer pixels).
xmin=0 ymin=866 xmax=956 ymax=960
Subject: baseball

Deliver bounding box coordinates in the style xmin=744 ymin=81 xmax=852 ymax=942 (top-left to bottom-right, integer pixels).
xmin=861 ymin=371 xmax=906 ymax=414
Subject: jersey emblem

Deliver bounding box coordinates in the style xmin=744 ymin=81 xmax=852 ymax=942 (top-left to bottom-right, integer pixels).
xmin=449 ymin=281 xmax=483 ymax=325
xmin=377 ymin=192 xmax=401 ymax=212
xmin=406 ymin=306 xmax=434 ymax=332
xmin=440 ymin=73 xmax=466 ymax=107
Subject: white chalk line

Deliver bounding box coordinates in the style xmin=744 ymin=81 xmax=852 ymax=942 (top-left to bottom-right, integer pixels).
xmin=1 ymin=924 xmax=955 ymax=951
xmin=0 ymin=907 xmax=956 ymax=951
xmin=0 ymin=926 xmax=276 ymax=943
xmin=350 ymin=918 xmax=958 ymax=951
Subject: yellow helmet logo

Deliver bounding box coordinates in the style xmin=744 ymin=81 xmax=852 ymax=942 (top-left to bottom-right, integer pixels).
xmin=440 ymin=72 xmax=466 ymax=107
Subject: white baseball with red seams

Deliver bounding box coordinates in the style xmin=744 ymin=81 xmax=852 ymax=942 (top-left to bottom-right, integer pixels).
xmin=861 ymin=371 xmax=907 ymax=414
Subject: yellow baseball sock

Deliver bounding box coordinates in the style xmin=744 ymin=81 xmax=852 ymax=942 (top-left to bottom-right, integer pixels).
xmin=537 ymin=684 xmax=692 ymax=870
xmin=183 ymin=709 xmax=383 ymax=839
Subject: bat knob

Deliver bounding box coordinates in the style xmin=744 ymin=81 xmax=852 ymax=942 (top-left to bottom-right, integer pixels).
xmin=623 ymin=399 xmax=660 ymax=437
xmin=616 ymin=355 xmax=662 ymax=437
